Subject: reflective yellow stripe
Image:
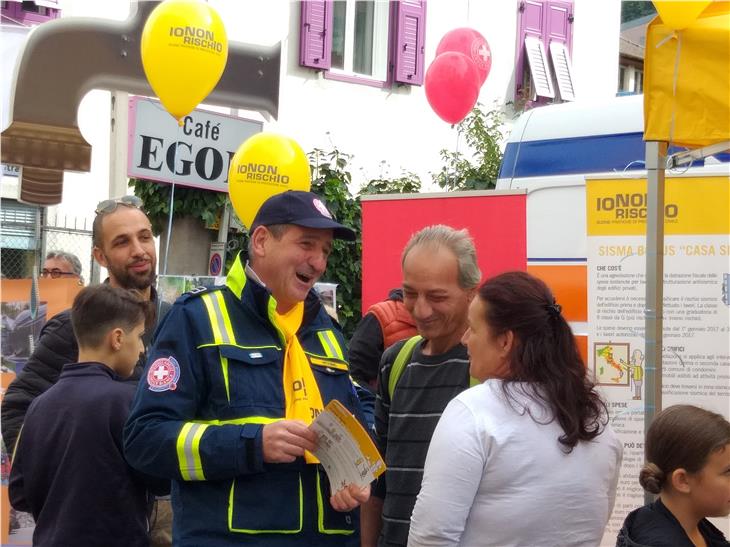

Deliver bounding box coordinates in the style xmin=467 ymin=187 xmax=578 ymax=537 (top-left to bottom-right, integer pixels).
xmin=176 ymin=422 xmax=209 ymax=481
xmin=220 ymin=355 xmax=230 ymax=402
xmin=267 ymin=296 xmax=286 ymax=346
xmin=194 ymin=416 xmax=282 ymax=426
xmin=317 ymin=330 xmax=343 ymax=360
xmin=228 ymin=475 xmax=304 ymax=534
xmin=309 ymin=356 xmax=348 ymax=372
xmin=215 ymin=290 xmax=237 ymax=345
xmin=225 ymin=254 xmax=247 ymax=299
xmin=316 ymin=471 xmax=355 ymax=535
xmin=201 ymin=294 xmax=223 ymax=344
xmin=201 ymin=292 xmax=236 ymax=346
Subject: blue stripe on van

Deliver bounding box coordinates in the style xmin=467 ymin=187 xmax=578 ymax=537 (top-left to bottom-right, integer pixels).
xmin=498 ymin=132 xmax=716 ymax=180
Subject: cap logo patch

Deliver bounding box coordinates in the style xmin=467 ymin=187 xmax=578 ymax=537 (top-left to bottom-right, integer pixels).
xmin=147 ymin=356 xmax=181 ymax=392
xmin=312 ymin=198 xmax=332 ymax=219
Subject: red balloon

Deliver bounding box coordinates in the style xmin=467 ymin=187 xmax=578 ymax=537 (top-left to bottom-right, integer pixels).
xmin=425 ymin=52 xmax=480 ymax=125
xmin=436 ymin=27 xmax=492 ymax=87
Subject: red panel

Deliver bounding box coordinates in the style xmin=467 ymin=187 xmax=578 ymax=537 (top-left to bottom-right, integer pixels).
xmin=361 ymin=194 xmax=526 ymax=313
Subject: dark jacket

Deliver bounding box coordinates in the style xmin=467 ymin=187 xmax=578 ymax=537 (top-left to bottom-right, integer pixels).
xmin=124 ymin=256 xmax=367 ymax=546
xmin=617 ymin=499 xmax=730 ymax=547
xmin=1 ymin=287 xmax=170 ymax=455
xmin=349 ymin=289 xmax=416 ymax=391
xmin=9 ymin=362 xmax=169 ymax=547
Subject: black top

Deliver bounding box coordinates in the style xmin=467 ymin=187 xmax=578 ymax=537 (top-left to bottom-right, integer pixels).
xmin=9 ymin=362 xmax=168 ymax=547
xmin=373 ymin=339 xmax=471 ymax=547
xmin=349 ymin=289 xmax=405 ymax=390
xmin=1 ymin=287 xmax=170 ymax=455
xmin=617 ymin=498 xmax=730 ymax=547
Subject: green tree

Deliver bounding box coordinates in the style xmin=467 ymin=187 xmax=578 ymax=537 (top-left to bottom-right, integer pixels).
xmin=621 ymin=1 xmax=656 ymax=23
xmin=432 ymin=102 xmax=505 ymax=191
xmin=129 ymin=178 xmax=228 ymax=234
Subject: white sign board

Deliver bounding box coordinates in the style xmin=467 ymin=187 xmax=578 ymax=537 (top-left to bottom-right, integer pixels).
xmin=128 ymin=96 xmax=262 ymax=192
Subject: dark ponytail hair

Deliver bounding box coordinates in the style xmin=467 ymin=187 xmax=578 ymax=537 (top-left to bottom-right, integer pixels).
xmin=639 ymin=405 xmax=730 ymax=494
xmin=478 ymin=271 xmax=607 ymax=452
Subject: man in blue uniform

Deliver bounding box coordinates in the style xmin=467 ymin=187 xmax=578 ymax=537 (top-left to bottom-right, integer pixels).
xmin=124 ymin=191 xmax=370 ymax=546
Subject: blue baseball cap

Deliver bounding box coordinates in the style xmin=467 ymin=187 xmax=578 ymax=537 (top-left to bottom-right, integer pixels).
xmin=250 ymin=191 xmax=356 ymax=241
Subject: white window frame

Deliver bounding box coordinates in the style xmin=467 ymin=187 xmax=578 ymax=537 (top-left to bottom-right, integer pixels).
xmin=330 ymin=0 xmax=390 ymax=81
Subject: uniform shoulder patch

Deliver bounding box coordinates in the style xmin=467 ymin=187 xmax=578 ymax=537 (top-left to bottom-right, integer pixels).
xmin=178 ymin=285 xmax=219 ymax=303
xmin=147 ymin=356 xmax=181 ymax=392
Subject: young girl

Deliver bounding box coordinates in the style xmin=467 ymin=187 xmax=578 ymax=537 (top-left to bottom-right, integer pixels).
xmin=617 ymin=405 xmax=730 ymax=547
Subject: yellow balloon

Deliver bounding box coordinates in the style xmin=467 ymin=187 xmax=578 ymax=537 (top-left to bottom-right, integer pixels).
xmin=141 ymin=0 xmax=228 ymax=123
xmin=652 ymin=0 xmax=711 ymax=30
xmin=228 ymin=133 xmax=311 ymax=229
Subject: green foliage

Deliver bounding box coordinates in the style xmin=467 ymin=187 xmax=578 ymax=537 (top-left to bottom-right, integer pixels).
xmin=621 ymin=1 xmax=656 ymax=23
xmin=358 ymin=169 xmax=421 ymax=196
xmin=308 ymin=149 xmax=423 ymax=337
xmin=129 ymin=178 xmax=228 ymax=235
xmin=432 ymin=102 xmax=505 ymax=191
xmin=308 ymin=148 xmax=361 ymax=337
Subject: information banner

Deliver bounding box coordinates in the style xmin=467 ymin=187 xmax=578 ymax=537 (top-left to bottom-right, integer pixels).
xmin=587 ymin=176 xmax=730 ymax=543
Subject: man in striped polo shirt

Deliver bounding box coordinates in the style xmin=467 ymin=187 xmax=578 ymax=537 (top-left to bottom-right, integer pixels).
xmin=361 ymin=225 xmax=481 ymax=547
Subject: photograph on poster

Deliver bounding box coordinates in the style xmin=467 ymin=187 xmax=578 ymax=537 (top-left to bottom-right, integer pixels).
xmin=157 ymin=275 xmax=225 ymax=304
xmin=1 ymin=301 xmax=47 ymax=374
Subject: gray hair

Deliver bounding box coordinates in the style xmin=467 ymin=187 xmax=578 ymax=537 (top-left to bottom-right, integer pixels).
xmin=401 ymin=225 xmax=481 ymax=290
xmin=46 ymin=250 xmax=82 ymax=276
xmin=246 ymin=224 xmax=290 ymax=264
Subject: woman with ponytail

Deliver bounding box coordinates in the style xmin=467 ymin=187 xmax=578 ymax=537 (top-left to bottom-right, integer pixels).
xmin=617 ymin=405 xmax=730 ymax=547
xmin=408 ymin=271 xmax=622 ymax=547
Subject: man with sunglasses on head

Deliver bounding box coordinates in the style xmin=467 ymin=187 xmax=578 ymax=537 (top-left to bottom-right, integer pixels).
xmin=2 ymin=196 xmax=173 ymax=540
xmin=3 ymin=195 xmax=167 ymax=454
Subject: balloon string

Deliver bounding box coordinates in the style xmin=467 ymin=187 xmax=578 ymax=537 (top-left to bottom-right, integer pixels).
xmin=161 ymin=123 xmax=181 ymax=275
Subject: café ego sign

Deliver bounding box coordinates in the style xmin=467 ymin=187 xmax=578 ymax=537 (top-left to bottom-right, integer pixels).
xmin=128 ymin=97 xmax=262 ymax=192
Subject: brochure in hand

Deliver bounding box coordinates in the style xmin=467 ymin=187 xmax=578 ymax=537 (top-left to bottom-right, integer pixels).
xmin=310 ymin=399 xmax=386 ymax=490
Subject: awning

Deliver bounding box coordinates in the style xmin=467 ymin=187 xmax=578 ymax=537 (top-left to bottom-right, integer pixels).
xmin=643 ymin=2 xmax=730 ymax=148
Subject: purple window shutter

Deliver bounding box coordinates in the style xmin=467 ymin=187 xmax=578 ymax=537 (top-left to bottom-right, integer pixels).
xmin=393 ymin=0 xmax=426 ymax=85
xmin=299 ymin=0 xmax=333 ymax=69
xmin=546 ymin=0 xmax=573 ymax=52
xmin=521 ymin=0 xmax=545 ymax=39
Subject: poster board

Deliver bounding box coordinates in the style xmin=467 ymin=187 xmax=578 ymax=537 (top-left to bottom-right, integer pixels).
xmin=586 ymin=176 xmax=730 ymax=542
xmin=361 ymin=190 xmax=527 ymax=312
xmin=1 ymin=277 xmax=82 ymax=545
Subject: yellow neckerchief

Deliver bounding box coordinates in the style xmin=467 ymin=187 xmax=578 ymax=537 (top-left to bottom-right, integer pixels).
xmin=273 ymin=301 xmax=324 ymax=464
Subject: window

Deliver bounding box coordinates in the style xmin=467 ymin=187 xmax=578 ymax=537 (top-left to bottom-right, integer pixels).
xmin=633 ymin=70 xmax=643 ymax=93
xmin=516 ymin=0 xmax=575 ymax=103
xmin=331 ymin=1 xmax=390 ymax=80
xmin=299 ymin=0 xmax=426 ymax=87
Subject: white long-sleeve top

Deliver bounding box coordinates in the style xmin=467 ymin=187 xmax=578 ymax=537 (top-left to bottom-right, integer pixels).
xmin=408 ymin=380 xmax=623 ymax=547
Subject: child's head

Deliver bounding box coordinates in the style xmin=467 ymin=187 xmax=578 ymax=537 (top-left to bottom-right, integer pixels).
xmin=640 ymin=405 xmax=730 ymax=517
xmin=71 ymin=285 xmax=151 ymax=378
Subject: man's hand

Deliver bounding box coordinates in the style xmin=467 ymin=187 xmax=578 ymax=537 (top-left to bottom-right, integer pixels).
xmin=330 ymin=483 xmax=370 ymax=512
xmin=262 ymin=420 xmax=318 ymax=463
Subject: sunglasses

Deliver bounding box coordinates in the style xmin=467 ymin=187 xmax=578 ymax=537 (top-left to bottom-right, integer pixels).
xmin=40 ymin=268 xmax=79 ymax=279
xmin=95 ymin=195 xmax=143 ymax=215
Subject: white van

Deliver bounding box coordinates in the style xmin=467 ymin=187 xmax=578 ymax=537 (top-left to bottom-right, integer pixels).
xmin=495 ymin=94 xmax=729 ymax=353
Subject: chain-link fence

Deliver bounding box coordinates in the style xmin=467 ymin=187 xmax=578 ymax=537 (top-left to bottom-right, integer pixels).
xmin=42 ymin=216 xmax=95 ymax=284
xmin=1 ymin=199 xmax=94 ymax=282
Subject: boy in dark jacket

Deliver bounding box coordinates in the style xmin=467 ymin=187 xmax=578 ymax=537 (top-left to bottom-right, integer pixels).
xmin=9 ymin=285 xmax=169 ymax=547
